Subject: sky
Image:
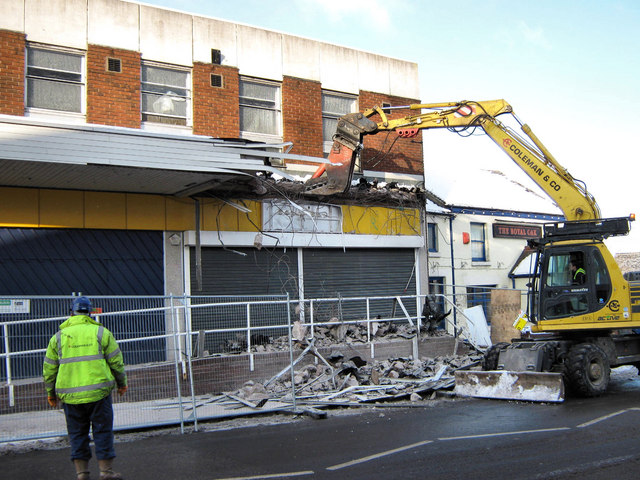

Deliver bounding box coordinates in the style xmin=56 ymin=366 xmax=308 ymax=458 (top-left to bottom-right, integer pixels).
xmin=139 ymin=0 xmax=640 ymax=253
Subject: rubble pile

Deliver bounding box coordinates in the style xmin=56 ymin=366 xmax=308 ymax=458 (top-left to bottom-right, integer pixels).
xmin=227 ymin=320 xmax=448 ymax=354
xmin=266 ymin=176 xmax=427 ymax=209
xmin=231 ymin=345 xmax=482 ymax=408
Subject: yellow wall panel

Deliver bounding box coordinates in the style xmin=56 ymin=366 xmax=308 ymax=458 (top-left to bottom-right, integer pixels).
xmin=39 ymin=190 xmax=84 ymax=228
xmin=393 ymin=208 xmax=420 ymax=235
xmin=237 ymin=199 xmax=261 ymax=232
xmin=342 ymin=205 xmax=419 ymax=235
xmin=126 ymin=194 xmax=166 ymax=230
xmin=0 ymin=187 xmax=39 ymax=227
xmin=166 ymin=197 xmax=196 ymax=231
xmin=84 ymin=191 xmax=127 ymax=229
xmin=200 ymin=199 xmax=261 ymax=232
xmin=368 ymin=207 xmax=389 ymax=235
xmin=215 ymin=204 xmax=240 ymax=231
xmin=342 ymin=205 xmax=365 ymax=234
xmin=200 ymin=200 xmax=225 ymax=231
xmin=0 ymin=186 xmax=420 ymax=236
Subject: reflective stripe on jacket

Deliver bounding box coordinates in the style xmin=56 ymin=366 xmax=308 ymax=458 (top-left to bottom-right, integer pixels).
xmin=43 ymin=315 xmax=127 ymax=405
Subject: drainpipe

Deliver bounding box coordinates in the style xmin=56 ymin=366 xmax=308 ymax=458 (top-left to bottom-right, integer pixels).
xmin=194 ymin=198 xmax=202 ymax=292
xmin=449 ymin=215 xmax=457 ymax=337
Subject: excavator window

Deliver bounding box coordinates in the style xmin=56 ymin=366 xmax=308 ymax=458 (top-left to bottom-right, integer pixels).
xmin=541 ymin=250 xmax=590 ymax=319
xmin=539 ymin=247 xmax=613 ymax=320
xmin=592 ymin=249 xmax=612 ymax=306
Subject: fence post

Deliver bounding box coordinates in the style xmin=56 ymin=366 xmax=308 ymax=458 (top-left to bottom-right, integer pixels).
xmin=309 ymin=299 xmax=315 ymax=340
xmin=170 ymin=296 xmax=185 ymax=434
xmin=286 ymin=293 xmax=296 ymax=412
xmin=184 ymin=297 xmax=198 ymax=432
xmin=246 ymin=303 xmax=254 ymax=371
xmin=366 ymin=298 xmax=374 ymax=359
xmin=2 ymin=323 xmax=14 ymax=407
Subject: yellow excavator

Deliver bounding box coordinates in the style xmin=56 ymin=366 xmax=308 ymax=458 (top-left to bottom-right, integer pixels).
xmin=305 ymin=100 xmax=639 ymax=402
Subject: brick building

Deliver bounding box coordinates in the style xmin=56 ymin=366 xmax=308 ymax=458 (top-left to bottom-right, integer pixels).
xmin=0 ymin=0 xmax=427 ymax=310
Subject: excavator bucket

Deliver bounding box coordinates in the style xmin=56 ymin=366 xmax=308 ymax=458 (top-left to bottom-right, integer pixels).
xmin=304 ymin=112 xmax=378 ymax=196
xmin=304 ymin=140 xmax=357 ymax=196
xmin=454 ymin=370 xmax=565 ymax=403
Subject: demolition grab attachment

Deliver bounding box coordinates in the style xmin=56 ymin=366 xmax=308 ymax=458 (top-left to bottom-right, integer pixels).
xmin=304 ymin=113 xmax=377 ymax=196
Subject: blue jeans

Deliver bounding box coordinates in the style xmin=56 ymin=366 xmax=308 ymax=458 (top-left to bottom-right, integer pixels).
xmin=62 ymin=394 xmax=115 ymax=461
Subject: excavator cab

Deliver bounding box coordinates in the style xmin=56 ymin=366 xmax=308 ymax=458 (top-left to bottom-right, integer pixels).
xmin=536 ymin=247 xmax=612 ymax=321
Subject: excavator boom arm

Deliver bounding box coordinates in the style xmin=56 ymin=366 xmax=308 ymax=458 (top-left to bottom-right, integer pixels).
xmin=305 ymin=99 xmax=600 ymax=221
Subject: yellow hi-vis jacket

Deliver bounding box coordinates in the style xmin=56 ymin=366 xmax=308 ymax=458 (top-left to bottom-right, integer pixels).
xmin=43 ymin=315 xmax=127 ymax=405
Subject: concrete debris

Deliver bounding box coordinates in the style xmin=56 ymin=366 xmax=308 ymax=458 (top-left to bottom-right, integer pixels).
xmin=226 ymin=348 xmax=482 ymax=410
xmin=223 ymin=321 xmax=448 ymax=355
xmin=257 ymin=175 xmax=427 ymax=209
xmin=291 ymin=321 xmax=308 ymax=342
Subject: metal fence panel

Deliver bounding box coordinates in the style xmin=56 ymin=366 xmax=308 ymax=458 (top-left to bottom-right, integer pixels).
xmin=0 ymin=288 xmax=525 ymax=443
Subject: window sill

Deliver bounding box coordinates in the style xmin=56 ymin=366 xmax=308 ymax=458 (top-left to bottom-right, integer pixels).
xmin=25 ymin=108 xmax=86 ymax=125
xmin=240 ymin=131 xmax=283 ymax=144
xmin=141 ymin=122 xmax=193 ymax=135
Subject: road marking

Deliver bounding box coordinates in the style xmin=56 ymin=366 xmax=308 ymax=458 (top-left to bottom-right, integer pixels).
xmin=213 ymin=471 xmax=314 ymax=480
xmin=326 ymin=439 xmax=434 ymax=470
xmin=529 ymin=454 xmax=637 ymax=478
xmin=438 ymin=426 xmax=570 ymax=441
xmin=577 ymin=408 xmax=639 ymax=428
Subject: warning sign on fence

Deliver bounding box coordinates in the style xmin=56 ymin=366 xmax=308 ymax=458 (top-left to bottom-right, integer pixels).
xmin=0 ymin=299 xmax=30 ymax=314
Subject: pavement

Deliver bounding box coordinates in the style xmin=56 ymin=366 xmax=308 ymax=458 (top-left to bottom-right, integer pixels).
xmin=1 ymin=395 xmax=294 ymax=443
xmin=0 ymin=401 xmax=367 ymax=480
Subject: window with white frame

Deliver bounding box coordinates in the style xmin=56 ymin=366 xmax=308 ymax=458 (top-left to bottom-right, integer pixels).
xmin=322 ymin=91 xmax=359 ymax=170
xmin=141 ymin=63 xmax=191 ymax=126
xmin=263 ymin=200 xmax=341 ymax=233
xmin=239 ymin=78 xmax=281 ymax=137
xmin=26 ymin=45 xmax=84 ymax=113
xmin=322 ymin=92 xmax=357 ymax=147
xmin=470 ymin=222 xmax=487 ymax=261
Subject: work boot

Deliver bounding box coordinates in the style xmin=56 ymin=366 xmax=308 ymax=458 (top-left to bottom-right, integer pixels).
xmin=73 ymin=459 xmax=90 ymax=480
xmin=98 ymin=459 xmax=123 ymax=480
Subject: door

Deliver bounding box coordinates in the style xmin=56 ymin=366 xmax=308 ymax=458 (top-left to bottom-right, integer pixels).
xmin=539 ymin=246 xmax=612 ymax=320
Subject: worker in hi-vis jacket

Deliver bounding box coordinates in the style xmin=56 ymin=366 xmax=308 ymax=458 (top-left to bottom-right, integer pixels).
xmin=43 ymin=296 xmax=128 ymax=480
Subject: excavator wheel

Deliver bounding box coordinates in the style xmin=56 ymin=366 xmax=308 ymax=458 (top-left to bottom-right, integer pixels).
xmin=564 ymin=343 xmax=610 ymax=397
xmin=482 ymin=342 xmax=510 ymax=370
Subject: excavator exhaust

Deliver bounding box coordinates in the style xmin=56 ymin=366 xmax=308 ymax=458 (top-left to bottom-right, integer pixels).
xmin=454 ymin=370 xmax=565 ymax=402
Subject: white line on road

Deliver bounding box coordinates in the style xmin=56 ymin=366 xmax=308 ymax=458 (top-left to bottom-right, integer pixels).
xmin=529 ymin=454 xmax=638 ymax=479
xmin=326 ymin=439 xmax=434 ymax=471
xmin=577 ymin=408 xmax=637 ymax=428
xmin=213 ymin=471 xmax=314 ymax=480
xmin=438 ymin=426 xmax=570 ymax=441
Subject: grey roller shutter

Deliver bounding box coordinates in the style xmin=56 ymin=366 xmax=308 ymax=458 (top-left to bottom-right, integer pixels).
xmin=190 ymin=247 xmax=298 ymax=297
xmin=189 ymin=247 xmax=298 ymax=353
xmin=302 ymin=248 xmax=417 ymax=321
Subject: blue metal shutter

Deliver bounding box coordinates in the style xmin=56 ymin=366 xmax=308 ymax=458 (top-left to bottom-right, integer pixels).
xmin=0 ymin=228 xmax=164 ymax=379
xmin=0 ymin=228 xmax=163 ymax=295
